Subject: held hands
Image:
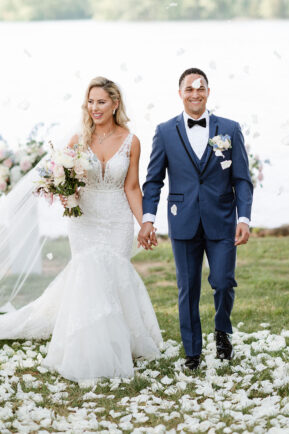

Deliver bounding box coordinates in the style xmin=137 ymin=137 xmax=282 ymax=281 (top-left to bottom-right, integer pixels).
xmin=138 ymin=222 xmax=158 ymax=250
xmin=235 ymin=222 xmax=250 ymax=246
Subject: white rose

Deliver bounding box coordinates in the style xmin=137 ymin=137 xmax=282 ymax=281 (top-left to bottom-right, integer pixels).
xmin=0 ymin=164 xmax=9 ymax=177
xmin=20 ymin=156 xmax=33 ymax=172
xmin=53 ymin=165 xmax=65 ymax=178
xmin=78 ymin=155 xmax=90 ymax=170
xmin=55 ymin=153 xmax=74 ymax=169
xmin=54 ymin=175 xmax=65 ymax=186
xmin=10 ymin=166 xmax=22 ymax=185
xmin=66 ymin=194 xmax=78 ymax=208
xmin=223 ymin=139 xmax=231 ymax=149
xmin=14 ymin=150 xmax=24 ymax=164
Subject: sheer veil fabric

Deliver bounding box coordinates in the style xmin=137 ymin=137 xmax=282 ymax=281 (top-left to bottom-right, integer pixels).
xmin=0 ymin=132 xmax=162 ymax=383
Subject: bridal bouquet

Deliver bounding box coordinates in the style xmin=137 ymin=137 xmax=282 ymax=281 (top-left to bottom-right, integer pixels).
xmin=34 ymin=143 xmax=91 ymax=217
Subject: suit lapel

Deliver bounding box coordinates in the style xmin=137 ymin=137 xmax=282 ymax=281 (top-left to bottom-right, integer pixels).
xmin=200 ymin=113 xmax=219 ymax=175
xmin=176 ymin=114 xmax=200 ymax=174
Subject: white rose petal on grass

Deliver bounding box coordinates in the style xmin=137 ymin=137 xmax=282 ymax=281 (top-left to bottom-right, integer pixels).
xmin=94 ymin=407 xmax=105 ymax=413
xmin=22 ymin=374 xmax=36 ymax=385
xmin=119 ymin=421 xmax=133 ymax=430
xmin=83 ymin=391 xmax=98 ymax=400
xmin=109 ymin=410 xmax=122 ymax=418
xmin=46 ymin=253 xmax=53 ymax=261
xmin=161 ymin=375 xmax=174 ymax=385
xmin=110 ymin=378 xmax=121 ymax=390
xmin=164 ymin=385 xmax=178 ymax=395
xmin=281 ymin=329 xmax=289 ymax=338
xmin=133 ymin=413 xmax=149 ymax=423
xmin=260 ymin=322 xmax=270 ymax=328
xmin=37 ymin=366 xmax=48 ymax=374
xmin=176 ymin=381 xmax=187 ymax=391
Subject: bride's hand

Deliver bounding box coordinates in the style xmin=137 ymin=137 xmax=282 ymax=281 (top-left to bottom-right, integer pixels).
xmin=149 ymin=226 xmax=158 ymax=247
xmin=59 ymin=195 xmax=67 ymax=208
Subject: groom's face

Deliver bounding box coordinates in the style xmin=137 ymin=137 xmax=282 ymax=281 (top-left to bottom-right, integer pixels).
xmin=179 ymin=74 xmax=210 ymax=118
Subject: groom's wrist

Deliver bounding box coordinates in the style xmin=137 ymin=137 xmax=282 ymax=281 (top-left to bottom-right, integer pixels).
xmin=238 ymin=217 xmax=250 ymax=226
xmin=142 ymin=213 xmax=156 ymax=224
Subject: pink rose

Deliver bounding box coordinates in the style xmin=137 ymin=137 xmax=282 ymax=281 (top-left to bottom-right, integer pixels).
xmin=0 ymin=180 xmax=7 ymax=192
xmin=258 ymin=171 xmax=264 ymax=181
xmin=3 ymin=158 xmax=13 ymax=168
xmin=20 ymin=158 xmax=32 ymax=172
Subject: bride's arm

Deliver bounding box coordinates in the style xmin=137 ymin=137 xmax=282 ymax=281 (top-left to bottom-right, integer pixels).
xmin=124 ymin=135 xmax=143 ymax=227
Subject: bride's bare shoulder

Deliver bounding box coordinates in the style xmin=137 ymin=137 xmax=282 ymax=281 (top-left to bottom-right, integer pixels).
xmin=67 ymin=134 xmax=79 ymax=148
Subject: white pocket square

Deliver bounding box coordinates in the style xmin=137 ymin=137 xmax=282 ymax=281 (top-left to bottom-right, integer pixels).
xmin=171 ymin=204 xmax=177 ymax=216
xmin=221 ymin=160 xmax=232 ymax=170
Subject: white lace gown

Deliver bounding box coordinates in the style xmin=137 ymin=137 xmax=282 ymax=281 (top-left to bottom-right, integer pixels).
xmin=0 ymin=133 xmax=162 ymax=382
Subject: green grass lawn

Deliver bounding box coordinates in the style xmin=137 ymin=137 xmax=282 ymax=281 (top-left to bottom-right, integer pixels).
xmin=133 ymin=236 xmax=289 ymax=343
xmin=0 ymin=236 xmax=288 ymax=433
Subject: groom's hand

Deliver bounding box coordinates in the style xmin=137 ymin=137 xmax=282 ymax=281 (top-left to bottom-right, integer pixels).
xmin=138 ymin=222 xmax=158 ymax=250
xmin=235 ymin=222 xmax=250 ymax=246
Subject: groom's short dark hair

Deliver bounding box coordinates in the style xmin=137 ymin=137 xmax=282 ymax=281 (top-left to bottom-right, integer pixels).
xmin=179 ymin=68 xmax=209 ymax=87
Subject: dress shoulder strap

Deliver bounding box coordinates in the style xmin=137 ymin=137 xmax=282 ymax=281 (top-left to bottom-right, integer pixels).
xmin=121 ymin=132 xmax=134 ymax=157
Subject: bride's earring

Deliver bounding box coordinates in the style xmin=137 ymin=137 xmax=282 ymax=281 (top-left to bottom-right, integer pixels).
xmin=113 ymin=109 xmax=116 ymax=115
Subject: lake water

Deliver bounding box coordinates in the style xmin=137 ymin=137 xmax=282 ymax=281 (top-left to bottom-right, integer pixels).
xmin=0 ymin=19 xmax=288 ymax=232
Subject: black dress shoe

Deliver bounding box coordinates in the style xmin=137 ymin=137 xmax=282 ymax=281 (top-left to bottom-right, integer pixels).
xmin=215 ymin=330 xmax=234 ymax=360
xmin=183 ymin=355 xmax=201 ymax=371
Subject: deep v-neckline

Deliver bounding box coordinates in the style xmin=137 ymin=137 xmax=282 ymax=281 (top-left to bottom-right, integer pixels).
xmin=89 ymin=133 xmax=130 ymax=179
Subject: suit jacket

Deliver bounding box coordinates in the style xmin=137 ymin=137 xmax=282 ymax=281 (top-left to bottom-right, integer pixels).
xmin=142 ymin=113 xmax=253 ymax=240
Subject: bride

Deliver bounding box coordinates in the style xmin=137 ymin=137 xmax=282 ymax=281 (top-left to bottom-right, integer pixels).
xmin=0 ymin=77 xmax=162 ymax=383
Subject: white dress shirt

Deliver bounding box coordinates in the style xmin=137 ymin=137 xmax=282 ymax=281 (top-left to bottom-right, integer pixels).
xmin=183 ymin=110 xmax=209 ymax=159
xmin=143 ymin=110 xmax=250 ymax=226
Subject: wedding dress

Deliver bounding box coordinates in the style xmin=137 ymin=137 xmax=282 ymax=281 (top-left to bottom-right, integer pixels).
xmin=0 ymin=132 xmax=162 ymax=382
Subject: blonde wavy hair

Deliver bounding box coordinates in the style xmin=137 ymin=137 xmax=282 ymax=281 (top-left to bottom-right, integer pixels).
xmin=81 ymin=77 xmax=130 ymax=147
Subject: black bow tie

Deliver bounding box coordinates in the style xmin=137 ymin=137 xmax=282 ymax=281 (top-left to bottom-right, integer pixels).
xmin=187 ymin=117 xmax=206 ymax=128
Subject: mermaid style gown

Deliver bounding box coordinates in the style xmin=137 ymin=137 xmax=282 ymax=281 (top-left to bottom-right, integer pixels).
xmin=0 ymin=133 xmax=162 ymax=382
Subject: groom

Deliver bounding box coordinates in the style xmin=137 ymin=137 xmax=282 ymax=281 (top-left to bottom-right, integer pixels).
xmin=138 ymin=68 xmax=253 ymax=370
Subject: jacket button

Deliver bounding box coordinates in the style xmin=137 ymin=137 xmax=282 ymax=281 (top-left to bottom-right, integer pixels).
xmin=200 ymin=180 xmax=203 ymax=184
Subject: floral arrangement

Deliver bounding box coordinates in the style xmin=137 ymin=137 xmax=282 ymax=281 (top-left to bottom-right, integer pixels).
xmin=0 ymin=124 xmax=48 ymax=196
xmin=209 ymin=135 xmax=232 ymax=170
xmin=0 ymin=139 xmax=15 ymax=194
xmin=209 ymin=134 xmax=232 ymax=157
xmin=34 ymin=143 xmax=91 ymax=217
xmin=246 ymin=144 xmax=269 ymax=188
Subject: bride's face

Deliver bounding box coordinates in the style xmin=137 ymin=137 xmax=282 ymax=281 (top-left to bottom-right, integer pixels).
xmin=87 ymin=87 xmax=118 ymax=125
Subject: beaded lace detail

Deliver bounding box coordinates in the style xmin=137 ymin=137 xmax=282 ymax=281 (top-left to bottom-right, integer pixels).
xmin=86 ymin=133 xmax=133 ymax=191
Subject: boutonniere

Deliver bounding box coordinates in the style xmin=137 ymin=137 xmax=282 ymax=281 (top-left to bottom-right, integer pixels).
xmin=209 ymin=134 xmax=232 ymax=158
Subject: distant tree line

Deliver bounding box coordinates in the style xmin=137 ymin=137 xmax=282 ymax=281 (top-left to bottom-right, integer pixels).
xmin=0 ymin=0 xmax=288 ymax=21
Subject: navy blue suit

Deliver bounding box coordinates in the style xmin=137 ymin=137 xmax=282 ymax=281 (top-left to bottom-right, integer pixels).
xmin=143 ymin=113 xmax=253 ymax=356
